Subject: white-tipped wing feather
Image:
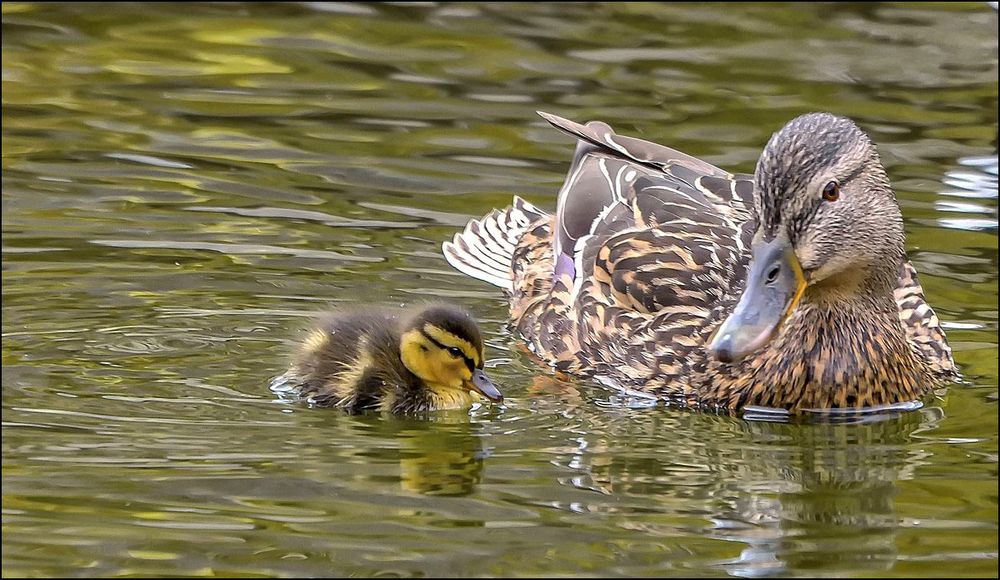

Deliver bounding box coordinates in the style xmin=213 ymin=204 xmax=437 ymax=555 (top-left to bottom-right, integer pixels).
xmin=443 ymin=196 xmax=547 ymax=291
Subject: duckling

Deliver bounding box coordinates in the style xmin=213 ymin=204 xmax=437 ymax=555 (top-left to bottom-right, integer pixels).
xmin=270 ymin=305 xmax=503 ymax=413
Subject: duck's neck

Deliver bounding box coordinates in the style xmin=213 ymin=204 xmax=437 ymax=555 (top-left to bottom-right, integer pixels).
xmin=732 ymin=290 xmax=931 ymax=411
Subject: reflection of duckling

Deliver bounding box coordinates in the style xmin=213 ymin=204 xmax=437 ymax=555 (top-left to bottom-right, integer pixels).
xmin=398 ymin=422 xmax=488 ymax=496
xmin=270 ymin=305 xmax=503 ymax=413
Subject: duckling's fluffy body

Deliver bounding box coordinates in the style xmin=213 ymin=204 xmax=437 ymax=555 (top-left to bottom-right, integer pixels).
xmin=270 ymin=305 xmax=501 ymax=413
xmin=444 ymin=112 xmax=958 ymax=412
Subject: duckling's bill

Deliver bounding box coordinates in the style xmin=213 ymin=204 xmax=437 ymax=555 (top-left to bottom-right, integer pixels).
xmin=468 ymin=368 xmax=503 ymax=402
xmin=710 ymin=236 xmax=807 ymax=363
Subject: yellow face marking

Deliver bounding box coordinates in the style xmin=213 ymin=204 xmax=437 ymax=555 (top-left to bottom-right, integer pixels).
xmin=400 ymin=329 xmax=477 ymax=396
xmin=422 ymin=324 xmax=480 ymax=367
xmin=780 ymin=250 xmax=808 ymax=326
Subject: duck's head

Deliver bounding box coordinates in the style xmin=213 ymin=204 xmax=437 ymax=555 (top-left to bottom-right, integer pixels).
xmin=710 ymin=113 xmax=904 ymax=363
xmin=399 ymin=305 xmax=503 ymax=404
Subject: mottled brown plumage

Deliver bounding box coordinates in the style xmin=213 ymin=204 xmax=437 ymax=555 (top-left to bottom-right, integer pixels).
xmin=270 ymin=305 xmax=502 ymax=413
xmin=443 ymin=112 xmax=958 ymax=413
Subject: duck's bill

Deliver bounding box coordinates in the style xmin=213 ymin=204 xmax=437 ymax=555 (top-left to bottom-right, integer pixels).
xmin=709 ymin=237 xmax=806 ymax=363
xmin=468 ymin=369 xmax=503 ymax=403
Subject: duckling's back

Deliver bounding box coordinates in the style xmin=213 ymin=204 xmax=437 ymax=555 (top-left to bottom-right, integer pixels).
xmin=270 ymin=310 xmax=412 ymax=410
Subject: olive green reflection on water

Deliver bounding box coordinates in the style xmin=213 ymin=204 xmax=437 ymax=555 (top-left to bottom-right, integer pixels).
xmin=2 ymin=1 xmax=997 ymax=577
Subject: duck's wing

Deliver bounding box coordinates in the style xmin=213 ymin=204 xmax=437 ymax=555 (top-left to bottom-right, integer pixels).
xmin=443 ymin=196 xmax=548 ymax=292
xmin=538 ymin=112 xmax=755 ymax=302
xmin=895 ymin=259 xmax=960 ymax=381
xmin=538 ymin=111 xmax=728 ymax=177
xmin=582 ymin=175 xmax=754 ymax=312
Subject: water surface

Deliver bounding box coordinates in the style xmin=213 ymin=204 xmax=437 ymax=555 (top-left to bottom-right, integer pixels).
xmin=3 ymin=2 xmax=997 ymax=577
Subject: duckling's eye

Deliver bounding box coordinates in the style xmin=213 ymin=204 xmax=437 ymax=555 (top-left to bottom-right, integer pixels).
xmin=447 ymin=347 xmax=462 ymax=358
xmin=821 ymin=180 xmax=840 ymax=202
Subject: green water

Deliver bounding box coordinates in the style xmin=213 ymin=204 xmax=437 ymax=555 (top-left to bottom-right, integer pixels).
xmin=2 ymin=2 xmax=997 ymax=577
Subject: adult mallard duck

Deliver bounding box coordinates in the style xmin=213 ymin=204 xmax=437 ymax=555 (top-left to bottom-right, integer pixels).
xmin=443 ymin=112 xmax=958 ymax=412
xmin=270 ymin=305 xmax=503 ymax=413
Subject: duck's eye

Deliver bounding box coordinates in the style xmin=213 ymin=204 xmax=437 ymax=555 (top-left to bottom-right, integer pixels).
xmin=447 ymin=347 xmax=462 ymax=358
xmin=822 ymin=180 xmax=840 ymax=202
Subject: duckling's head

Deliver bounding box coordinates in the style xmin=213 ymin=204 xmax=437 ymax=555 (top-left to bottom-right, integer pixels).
xmin=398 ymin=306 xmax=503 ymax=404
xmin=711 ymin=113 xmax=904 ymax=363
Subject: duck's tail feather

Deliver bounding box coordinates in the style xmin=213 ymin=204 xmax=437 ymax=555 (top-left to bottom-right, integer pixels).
xmin=443 ymin=196 xmax=548 ymax=291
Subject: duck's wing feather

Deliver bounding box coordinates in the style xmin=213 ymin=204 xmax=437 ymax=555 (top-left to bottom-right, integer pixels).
xmin=538 ymin=111 xmax=729 ymax=178
xmin=499 ymin=114 xmax=759 ymax=375
xmin=895 ymin=259 xmax=960 ymax=381
xmin=537 ymin=112 xmax=755 ymax=310
xmin=538 ymin=112 xmax=754 ymax=281
xmin=443 ymin=196 xmax=548 ymax=291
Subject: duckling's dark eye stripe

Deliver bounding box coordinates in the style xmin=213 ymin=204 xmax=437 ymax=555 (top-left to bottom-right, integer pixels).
xmin=423 ymin=323 xmax=480 ymax=364
xmin=420 ymin=329 xmax=476 ymax=372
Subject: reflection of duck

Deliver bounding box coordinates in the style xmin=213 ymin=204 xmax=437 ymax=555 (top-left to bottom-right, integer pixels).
xmin=445 ymin=112 xmax=958 ymax=412
xmin=548 ymin=408 xmax=939 ymax=577
xmin=715 ymin=414 xmax=937 ymax=577
xmin=270 ymin=305 xmax=502 ymax=413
